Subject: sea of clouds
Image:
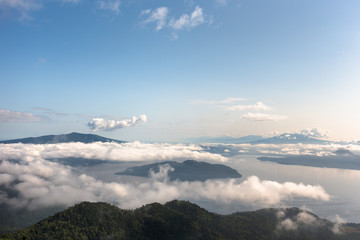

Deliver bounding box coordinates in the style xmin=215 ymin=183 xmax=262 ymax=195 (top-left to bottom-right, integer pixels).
xmin=0 ymin=142 xmax=330 ymax=210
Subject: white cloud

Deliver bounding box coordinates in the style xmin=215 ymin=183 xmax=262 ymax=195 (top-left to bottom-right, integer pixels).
xmin=0 ymin=141 xmax=228 ymax=163
xmin=330 ymin=214 xmax=346 ymax=234
xmin=206 ymin=141 xmax=360 ymax=157
xmin=141 ymin=6 xmax=207 ymax=33
xmin=0 ymin=109 xmax=41 ymax=122
xmin=141 ymin=7 xmax=168 ymax=31
xmin=190 ymin=97 xmax=245 ymax=105
xmin=242 ymin=112 xmax=288 ymax=122
xmin=0 ymin=156 xmax=329 ymax=210
xmin=88 ymin=114 xmax=147 ymax=131
xmin=277 ymin=209 xmax=333 ymax=232
xmin=299 ymin=128 xmax=328 ymax=139
xmin=97 ymin=0 xmax=120 ymax=14
xmin=267 ymin=128 xmax=328 ymax=139
xmin=168 ymin=6 xmax=205 ymax=30
xmin=0 ymin=0 xmax=80 ymax=20
xmin=279 ymin=218 xmax=298 ymax=230
xmin=224 ymin=102 xmax=271 ymax=111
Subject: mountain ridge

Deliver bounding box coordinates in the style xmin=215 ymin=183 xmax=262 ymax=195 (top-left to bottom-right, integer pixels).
xmin=186 ymin=133 xmax=334 ymax=145
xmin=0 ymin=132 xmax=125 ymax=144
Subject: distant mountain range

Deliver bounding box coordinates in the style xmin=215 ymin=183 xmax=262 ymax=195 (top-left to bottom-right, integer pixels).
xmin=185 ymin=135 xmax=265 ymax=144
xmin=0 ymin=132 xmax=343 ymax=145
xmin=258 ymin=153 xmax=360 ymax=171
xmin=116 ymin=160 xmax=242 ymax=181
xmin=2 ymin=200 xmax=359 ymax=240
xmin=186 ymin=133 xmax=333 ymax=145
xmin=0 ymin=132 xmax=125 ymax=144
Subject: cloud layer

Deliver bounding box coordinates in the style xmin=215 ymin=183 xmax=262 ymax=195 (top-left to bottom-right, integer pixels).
xmin=0 ymin=141 xmax=227 ymax=162
xmin=207 ymin=141 xmax=360 ymax=157
xmin=0 ymin=156 xmax=329 ymax=210
xmin=88 ymin=115 xmax=147 ymax=131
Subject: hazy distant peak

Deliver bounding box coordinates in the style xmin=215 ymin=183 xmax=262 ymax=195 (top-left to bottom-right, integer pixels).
xmin=0 ymin=132 xmax=125 ymax=144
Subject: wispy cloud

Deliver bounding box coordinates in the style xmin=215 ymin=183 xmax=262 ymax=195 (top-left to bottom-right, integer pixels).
xmin=215 ymin=0 xmax=228 ymax=6
xmin=34 ymin=57 xmax=46 ymax=67
xmin=0 ymin=109 xmax=41 ymax=122
xmin=88 ymin=115 xmax=147 ymax=131
xmin=32 ymin=107 xmax=68 ymax=118
xmin=60 ymin=0 xmax=81 ymax=3
xmin=168 ymin=6 xmax=204 ymax=30
xmin=242 ymin=112 xmax=288 ymax=122
xmin=222 ymin=102 xmax=271 ymax=111
xmin=0 ymin=0 xmax=41 ymax=20
xmin=96 ymin=0 xmax=121 ymax=14
xmin=0 ymin=0 xmax=81 ymax=20
xmin=141 ymin=6 xmax=207 ymax=33
xmin=277 ymin=209 xmax=319 ymax=231
xmin=141 ymin=7 xmax=168 ymax=31
xmin=190 ymin=97 xmax=245 ymax=105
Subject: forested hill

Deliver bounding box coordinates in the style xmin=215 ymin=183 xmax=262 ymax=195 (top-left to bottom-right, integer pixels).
xmin=2 ymin=201 xmax=360 ymax=240
xmin=116 ymin=160 xmax=242 ymax=181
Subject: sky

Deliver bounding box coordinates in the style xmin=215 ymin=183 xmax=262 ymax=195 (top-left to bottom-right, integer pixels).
xmin=1 ymin=0 xmax=360 ymax=142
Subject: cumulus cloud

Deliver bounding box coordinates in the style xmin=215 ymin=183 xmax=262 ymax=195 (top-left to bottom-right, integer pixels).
xmin=141 ymin=7 xmax=168 ymax=30
xmin=299 ymin=128 xmax=327 ymax=139
xmin=87 ymin=114 xmax=147 ymax=131
xmin=0 ymin=155 xmax=329 ymax=210
xmin=223 ymin=102 xmax=271 ymax=111
xmin=0 ymin=109 xmax=41 ymax=122
xmin=242 ymin=112 xmax=288 ymax=122
xmin=268 ymin=128 xmax=328 ymax=139
xmin=97 ymin=0 xmax=120 ymax=14
xmin=168 ymin=6 xmax=204 ymax=30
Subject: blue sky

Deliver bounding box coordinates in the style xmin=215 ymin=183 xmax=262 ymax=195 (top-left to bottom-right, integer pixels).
xmin=1 ymin=0 xmax=360 ymax=141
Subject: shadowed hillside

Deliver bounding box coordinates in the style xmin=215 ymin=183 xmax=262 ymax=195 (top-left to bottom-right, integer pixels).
xmin=2 ymin=200 xmax=360 ymax=240
xmin=116 ymin=160 xmax=242 ymax=181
